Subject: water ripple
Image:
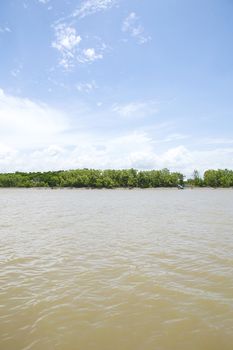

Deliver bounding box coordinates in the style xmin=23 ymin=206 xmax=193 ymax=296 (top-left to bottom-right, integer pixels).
xmin=0 ymin=188 xmax=233 ymax=350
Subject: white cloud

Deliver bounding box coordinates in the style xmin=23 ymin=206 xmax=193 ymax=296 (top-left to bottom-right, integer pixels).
xmin=190 ymin=148 xmax=233 ymax=175
xmin=1 ymin=89 xmax=233 ymax=175
xmin=52 ymin=24 xmax=82 ymax=69
xmin=38 ymin=0 xmax=50 ymax=3
xmin=52 ymin=23 xmax=106 ymax=69
xmin=82 ymin=48 xmax=103 ymax=62
xmin=0 ymin=144 xmax=18 ymax=164
xmin=76 ymin=80 xmax=98 ymax=93
xmin=1 ymin=132 xmax=233 ymax=174
xmin=112 ymin=101 xmax=158 ymax=118
xmin=0 ymin=88 xmax=68 ymax=150
xmin=122 ymin=12 xmax=151 ymax=44
xmin=73 ymin=0 xmax=118 ymax=19
xmin=1 ymin=131 xmax=233 ymax=175
xmin=53 ymin=25 xmax=82 ymax=51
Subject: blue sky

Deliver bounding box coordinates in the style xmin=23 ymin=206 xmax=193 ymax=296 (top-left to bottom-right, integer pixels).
xmin=0 ymin=0 xmax=233 ymax=175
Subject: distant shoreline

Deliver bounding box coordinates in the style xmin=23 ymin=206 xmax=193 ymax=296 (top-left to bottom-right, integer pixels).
xmin=0 ymin=168 xmax=233 ymax=188
xmin=0 ymin=186 xmax=232 ymax=190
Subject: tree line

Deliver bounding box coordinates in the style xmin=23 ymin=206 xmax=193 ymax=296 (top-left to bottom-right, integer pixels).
xmin=0 ymin=168 xmax=232 ymax=188
xmin=187 ymin=169 xmax=233 ymax=188
xmin=0 ymin=168 xmax=183 ymax=188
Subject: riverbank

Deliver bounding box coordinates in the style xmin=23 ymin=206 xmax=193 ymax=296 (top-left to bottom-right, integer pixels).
xmin=0 ymin=186 xmax=233 ymax=190
xmin=0 ymin=168 xmax=233 ymax=188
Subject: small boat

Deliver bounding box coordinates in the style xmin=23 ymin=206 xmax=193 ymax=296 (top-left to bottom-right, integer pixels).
xmin=177 ymin=184 xmax=184 ymax=189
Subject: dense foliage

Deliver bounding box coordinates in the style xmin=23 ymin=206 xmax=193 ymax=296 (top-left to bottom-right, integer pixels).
xmin=203 ymin=169 xmax=233 ymax=187
xmin=0 ymin=168 xmax=232 ymax=188
xmin=186 ymin=169 xmax=233 ymax=187
xmin=0 ymin=168 xmax=184 ymax=188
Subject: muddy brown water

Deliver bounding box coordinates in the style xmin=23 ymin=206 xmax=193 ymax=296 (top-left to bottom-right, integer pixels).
xmin=0 ymin=188 xmax=232 ymax=350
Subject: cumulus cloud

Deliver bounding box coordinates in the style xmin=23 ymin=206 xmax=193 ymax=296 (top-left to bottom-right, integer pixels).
xmin=1 ymin=137 xmax=233 ymax=175
xmin=1 ymin=89 xmax=233 ymax=175
xmin=72 ymin=0 xmax=118 ymax=19
xmin=1 ymin=138 xmax=233 ymax=176
xmin=83 ymin=48 xmax=103 ymax=61
xmin=122 ymin=12 xmax=151 ymax=44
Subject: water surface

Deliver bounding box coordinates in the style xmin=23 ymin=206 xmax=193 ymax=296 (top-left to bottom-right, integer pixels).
xmin=0 ymin=188 xmax=233 ymax=350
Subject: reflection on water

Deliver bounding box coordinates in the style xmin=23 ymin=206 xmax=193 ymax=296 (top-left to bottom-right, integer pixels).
xmin=0 ymin=188 xmax=233 ymax=350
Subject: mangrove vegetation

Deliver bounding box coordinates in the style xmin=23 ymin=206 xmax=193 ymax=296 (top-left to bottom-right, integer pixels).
xmin=0 ymin=168 xmax=233 ymax=188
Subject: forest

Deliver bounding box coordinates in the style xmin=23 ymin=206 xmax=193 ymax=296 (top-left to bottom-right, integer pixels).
xmin=0 ymin=168 xmax=232 ymax=188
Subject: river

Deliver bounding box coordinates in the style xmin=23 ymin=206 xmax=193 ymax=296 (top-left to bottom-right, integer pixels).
xmin=0 ymin=188 xmax=233 ymax=350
